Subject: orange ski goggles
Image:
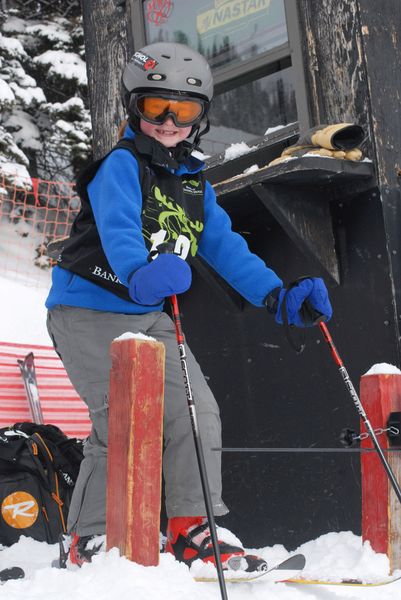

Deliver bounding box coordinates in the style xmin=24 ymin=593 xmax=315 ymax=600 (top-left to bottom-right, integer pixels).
xmin=135 ymin=94 xmax=206 ymax=127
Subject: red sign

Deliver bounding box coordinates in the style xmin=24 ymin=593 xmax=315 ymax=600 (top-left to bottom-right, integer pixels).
xmin=146 ymin=0 xmax=173 ymax=26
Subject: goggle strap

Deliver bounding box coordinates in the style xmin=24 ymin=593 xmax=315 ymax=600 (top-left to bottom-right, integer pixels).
xmin=193 ymin=117 xmax=210 ymax=149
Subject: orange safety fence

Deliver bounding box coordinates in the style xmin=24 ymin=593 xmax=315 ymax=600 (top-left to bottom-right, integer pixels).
xmin=0 ymin=172 xmax=80 ymax=288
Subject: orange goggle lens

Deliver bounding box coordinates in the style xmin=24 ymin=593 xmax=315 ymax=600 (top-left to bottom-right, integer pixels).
xmin=136 ymin=96 xmax=204 ymax=126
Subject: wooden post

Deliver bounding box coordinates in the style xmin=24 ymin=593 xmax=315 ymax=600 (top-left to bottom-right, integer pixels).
xmin=106 ymin=336 xmax=165 ymax=566
xmin=360 ymin=370 xmax=401 ymax=571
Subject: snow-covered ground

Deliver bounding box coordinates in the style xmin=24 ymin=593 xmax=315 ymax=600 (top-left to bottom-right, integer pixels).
xmin=1 ymin=268 xmax=401 ymax=598
xmin=1 ymin=530 xmax=400 ymax=599
xmin=0 ymin=274 xmax=49 ymax=344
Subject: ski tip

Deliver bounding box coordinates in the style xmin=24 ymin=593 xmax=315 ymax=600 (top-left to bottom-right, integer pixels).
xmin=0 ymin=567 xmax=25 ymax=582
xmin=275 ymin=554 xmax=306 ymax=571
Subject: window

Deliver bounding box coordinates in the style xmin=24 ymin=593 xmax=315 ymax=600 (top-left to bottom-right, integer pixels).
xmin=204 ymin=67 xmax=297 ymax=156
xmin=130 ymin=0 xmax=305 ymax=155
xmin=143 ymin=0 xmax=288 ymax=71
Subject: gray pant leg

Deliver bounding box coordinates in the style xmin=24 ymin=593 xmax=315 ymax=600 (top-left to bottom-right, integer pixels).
xmin=47 ymin=306 xmax=160 ymax=535
xmin=47 ymin=306 xmax=227 ymax=536
xmin=148 ymin=313 xmax=228 ymax=517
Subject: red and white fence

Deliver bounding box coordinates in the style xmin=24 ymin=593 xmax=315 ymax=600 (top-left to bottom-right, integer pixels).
xmin=0 ymin=341 xmax=91 ymax=439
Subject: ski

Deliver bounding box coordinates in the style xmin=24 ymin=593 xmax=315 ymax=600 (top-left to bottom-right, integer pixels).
xmin=194 ymin=553 xmax=306 ymax=583
xmin=0 ymin=567 xmax=25 ymax=583
xmin=286 ymin=573 xmax=401 ymax=587
xmin=17 ymin=352 xmax=44 ymax=425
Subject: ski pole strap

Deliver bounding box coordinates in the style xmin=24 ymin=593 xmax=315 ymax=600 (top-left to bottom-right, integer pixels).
xmin=281 ymin=286 xmax=306 ymax=354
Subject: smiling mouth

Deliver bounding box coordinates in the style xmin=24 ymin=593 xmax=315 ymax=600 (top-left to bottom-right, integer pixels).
xmin=156 ymin=128 xmax=178 ymax=136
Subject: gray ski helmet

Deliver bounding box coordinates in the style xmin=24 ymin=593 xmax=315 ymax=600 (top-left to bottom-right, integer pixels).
xmin=122 ymin=42 xmax=214 ymax=109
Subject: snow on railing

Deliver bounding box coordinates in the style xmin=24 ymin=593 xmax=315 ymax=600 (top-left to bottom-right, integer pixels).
xmin=0 ymin=171 xmax=79 ymax=288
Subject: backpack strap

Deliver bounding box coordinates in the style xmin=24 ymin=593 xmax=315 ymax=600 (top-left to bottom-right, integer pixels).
xmin=47 ymin=139 xmax=150 ymax=261
xmin=76 ymin=138 xmax=150 ymax=199
xmin=29 ymin=433 xmax=68 ymax=533
xmin=113 ymin=138 xmax=152 ymax=199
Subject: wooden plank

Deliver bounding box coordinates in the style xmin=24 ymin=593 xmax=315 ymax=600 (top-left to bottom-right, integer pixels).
xmin=213 ymin=156 xmax=374 ymax=198
xmin=252 ymin=181 xmax=340 ymax=283
xmin=360 ymin=373 xmax=401 ymax=571
xmin=106 ymin=337 xmax=165 ymax=566
xmin=295 ymin=0 xmax=372 ymax=150
xmin=357 ymin=0 xmax=401 ymax=187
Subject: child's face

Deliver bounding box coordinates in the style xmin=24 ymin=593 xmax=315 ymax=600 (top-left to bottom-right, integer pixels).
xmin=140 ymin=117 xmax=192 ymax=148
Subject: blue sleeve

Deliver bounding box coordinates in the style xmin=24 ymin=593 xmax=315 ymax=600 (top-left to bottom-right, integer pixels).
xmin=198 ymin=181 xmax=283 ymax=306
xmin=87 ymin=149 xmax=148 ymax=286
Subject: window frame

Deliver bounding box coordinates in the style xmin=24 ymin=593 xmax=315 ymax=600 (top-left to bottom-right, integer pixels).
xmin=127 ymin=0 xmax=310 ymax=131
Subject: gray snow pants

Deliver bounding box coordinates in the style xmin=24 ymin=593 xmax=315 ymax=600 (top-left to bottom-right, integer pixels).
xmin=46 ymin=305 xmax=228 ymax=536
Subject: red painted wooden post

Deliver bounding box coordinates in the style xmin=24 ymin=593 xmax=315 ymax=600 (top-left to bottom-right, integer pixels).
xmin=106 ymin=336 xmax=165 ymax=566
xmin=360 ymin=369 xmax=401 ymax=571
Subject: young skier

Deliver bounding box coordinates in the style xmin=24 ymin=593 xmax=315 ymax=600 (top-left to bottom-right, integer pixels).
xmin=46 ymin=42 xmax=332 ymax=571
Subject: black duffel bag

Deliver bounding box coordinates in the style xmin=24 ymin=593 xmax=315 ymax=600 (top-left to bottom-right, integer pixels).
xmin=0 ymin=422 xmax=84 ymax=546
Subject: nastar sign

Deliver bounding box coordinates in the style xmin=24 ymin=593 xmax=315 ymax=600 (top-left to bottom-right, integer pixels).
xmin=197 ymin=0 xmax=270 ymax=35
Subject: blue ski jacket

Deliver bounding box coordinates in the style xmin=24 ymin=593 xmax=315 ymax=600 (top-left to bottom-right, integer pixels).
xmin=46 ymin=126 xmax=282 ymax=314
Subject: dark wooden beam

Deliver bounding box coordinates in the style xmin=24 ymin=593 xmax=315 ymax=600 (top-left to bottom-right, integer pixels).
xmin=295 ymin=0 xmax=373 ymax=152
xmin=296 ymin=0 xmax=401 ymax=346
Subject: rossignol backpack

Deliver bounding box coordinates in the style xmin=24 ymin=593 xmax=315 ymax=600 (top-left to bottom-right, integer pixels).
xmin=0 ymin=422 xmax=84 ymax=546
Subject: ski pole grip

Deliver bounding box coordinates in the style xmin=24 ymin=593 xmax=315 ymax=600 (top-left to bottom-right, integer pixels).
xmin=147 ymin=242 xmax=176 ymax=261
xmin=303 ymin=299 xmax=326 ymax=326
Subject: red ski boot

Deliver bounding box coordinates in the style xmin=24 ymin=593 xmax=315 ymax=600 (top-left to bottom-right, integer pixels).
xmin=69 ymin=534 xmax=105 ymax=566
xmin=166 ymin=517 xmax=267 ymax=572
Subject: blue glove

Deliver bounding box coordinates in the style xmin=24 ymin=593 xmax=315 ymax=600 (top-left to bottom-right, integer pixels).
xmin=128 ymin=254 xmax=192 ymax=305
xmin=274 ymin=278 xmax=332 ymax=327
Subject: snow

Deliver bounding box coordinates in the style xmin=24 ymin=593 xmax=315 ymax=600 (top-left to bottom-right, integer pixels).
xmin=0 ymin=33 xmax=28 ymax=59
xmin=25 ymin=23 xmax=72 ymax=46
xmin=1 ymin=16 xmax=27 ymax=34
xmin=0 ymin=275 xmax=49 ymax=344
xmin=3 ymin=110 xmax=42 ymax=150
xmin=224 ymin=141 xmax=258 ymax=162
xmin=264 ymin=123 xmax=297 ymax=136
xmin=243 ymin=164 xmax=259 ymax=175
xmin=363 ymin=363 xmax=401 ymax=376
xmin=0 ymin=78 xmax=15 ymax=103
xmin=1 ymin=531 xmax=400 ymax=599
xmin=0 ymin=161 xmax=31 ymax=186
xmin=9 ymin=83 xmax=46 ymax=109
xmin=34 ymin=50 xmax=87 ymax=85
xmin=114 ymin=331 xmax=157 ymax=342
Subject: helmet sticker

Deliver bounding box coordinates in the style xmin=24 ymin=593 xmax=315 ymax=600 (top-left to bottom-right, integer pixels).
xmin=132 ymin=51 xmax=159 ymax=71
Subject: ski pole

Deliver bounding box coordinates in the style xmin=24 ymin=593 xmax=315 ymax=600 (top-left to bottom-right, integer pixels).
xmin=319 ymin=321 xmax=401 ymax=504
xmin=170 ymin=294 xmax=229 ymax=600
